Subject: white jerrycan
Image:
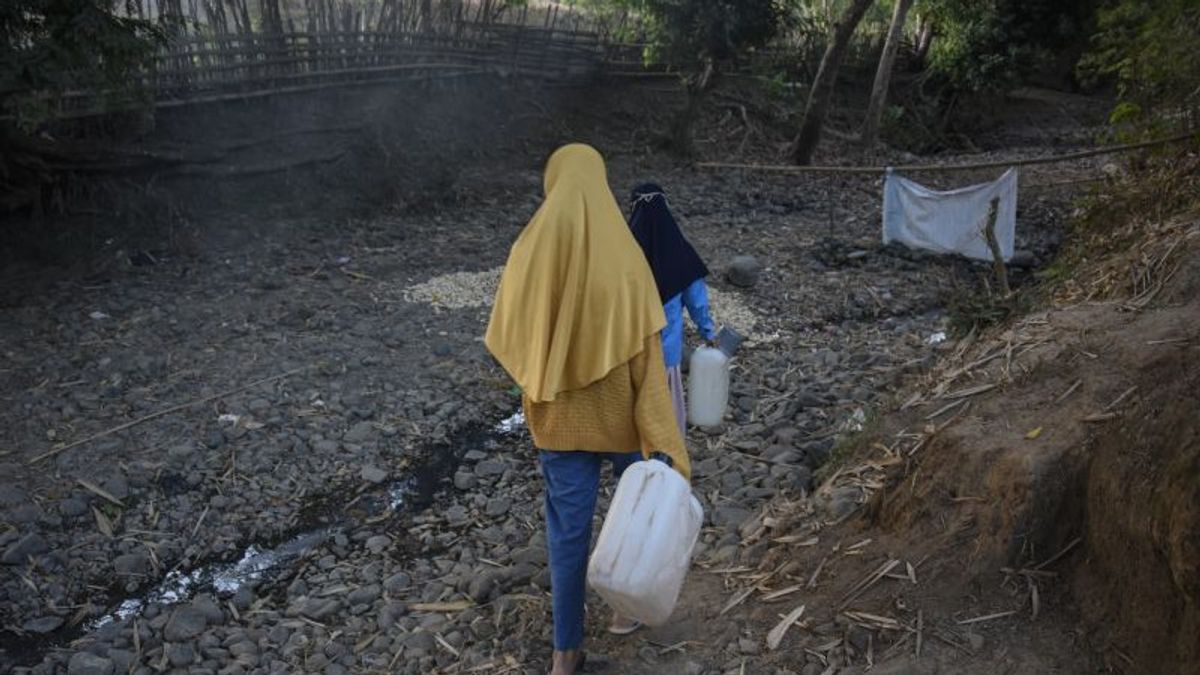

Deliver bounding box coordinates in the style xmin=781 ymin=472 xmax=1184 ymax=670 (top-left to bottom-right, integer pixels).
xmin=687 ymin=346 xmax=730 ymax=427
xmin=587 ymin=460 xmax=703 ymax=626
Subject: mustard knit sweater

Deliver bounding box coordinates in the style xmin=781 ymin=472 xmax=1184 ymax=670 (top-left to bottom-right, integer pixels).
xmin=523 ymin=334 xmax=691 ymax=480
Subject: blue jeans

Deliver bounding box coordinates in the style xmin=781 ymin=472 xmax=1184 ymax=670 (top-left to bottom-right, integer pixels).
xmin=539 ymin=450 xmax=642 ymax=652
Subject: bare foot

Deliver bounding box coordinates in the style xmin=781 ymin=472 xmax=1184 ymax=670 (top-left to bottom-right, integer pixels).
xmin=550 ymin=650 xmax=585 ymax=675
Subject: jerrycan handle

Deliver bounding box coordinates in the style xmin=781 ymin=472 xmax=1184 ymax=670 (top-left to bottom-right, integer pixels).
xmin=715 ymin=326 xmax=744 ymax=358
xmin=648 ymin=452 xmax=674 ymax=468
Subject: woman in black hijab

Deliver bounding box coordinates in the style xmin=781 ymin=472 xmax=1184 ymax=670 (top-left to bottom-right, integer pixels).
xmin=629 ymin=183 xmax=718 ymax=437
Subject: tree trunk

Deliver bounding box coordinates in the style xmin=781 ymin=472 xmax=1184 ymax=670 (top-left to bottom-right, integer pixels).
xmin=862 ymin=0 xmax=914 ymax=148
xmin=791 ymin=0 xmax=874 ymax=165
xmin=914 ymin=15 xmax=934 ymax=69
xmin=669 ymin=60 xmax=715 ymax=158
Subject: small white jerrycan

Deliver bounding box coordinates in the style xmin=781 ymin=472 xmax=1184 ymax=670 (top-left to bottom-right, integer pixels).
xmin=587 ymin=460 xmax=703 ymax=626
xmin=688 ymin=345 xmax=730 ymax=427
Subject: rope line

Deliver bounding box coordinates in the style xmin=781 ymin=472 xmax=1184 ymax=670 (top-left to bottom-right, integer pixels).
xmin=696 ymin=131 xmax=1197 ymax=175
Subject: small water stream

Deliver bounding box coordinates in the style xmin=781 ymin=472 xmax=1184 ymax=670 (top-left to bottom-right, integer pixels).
xmin=10 ymin=409 xmax=527 ymax=668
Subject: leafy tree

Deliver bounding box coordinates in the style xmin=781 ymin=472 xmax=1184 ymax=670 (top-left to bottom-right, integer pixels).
xmin=632 ymin=0 xmax=782 ymax=154
xmin=919 ymin=0 xmax=1098 ymax=93
xmin=1078 ymin=0 xmax=1200 ymax=134
xmin=1 ymin=0 xmax=167 ymax=130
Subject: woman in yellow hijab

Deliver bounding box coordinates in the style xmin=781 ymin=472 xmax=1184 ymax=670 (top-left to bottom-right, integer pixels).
xmin=486 ymin=144 xmax=689 ymax=675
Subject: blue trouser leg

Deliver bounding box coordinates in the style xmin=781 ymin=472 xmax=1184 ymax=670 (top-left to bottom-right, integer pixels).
xmin=540 ymin=450 xmax=642 ymax=652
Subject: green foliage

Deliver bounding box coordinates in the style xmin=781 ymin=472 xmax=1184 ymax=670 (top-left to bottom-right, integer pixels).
xmin=920 ymin=0 xmax=1098 ymax=92
xmin=1078 ymin=0 xmax=1200 ymax=133
xmin=631 ymin=0 xmax=783 ymax=71
xmin=817 ymin=405 xmax=882 ymax=482
xmin=0 ymin=0 xmax=167 ymax=130
xmin=946 ymin=286 xmax=1023 ymax=336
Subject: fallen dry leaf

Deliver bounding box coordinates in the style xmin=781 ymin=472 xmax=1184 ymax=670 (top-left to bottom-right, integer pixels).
xmin=767 ymin=604 xmax=806 ymax=650
xmin=93 ymin=507 xmax=114 ymax=537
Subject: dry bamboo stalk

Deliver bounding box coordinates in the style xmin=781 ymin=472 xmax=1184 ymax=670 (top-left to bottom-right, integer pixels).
xmin=1035 ymin=537 xmax=1082 ymax=570
xmin=77 ymin=479 xmax=125 ymax=507
xmin=719 ymin=588 xmax=754 ymax=617
xmin=1103 ymin=386 xmax=1138 ymax=411
xmin=956 ymin=610 xmax=1016 ymax=625
xmin=942 ymin=383 xmax=998 ymax=400
xmin=1054 ymin=379 xmax=1082 ymax=404
xmin=840 ymin=559 xmax=901 ymax=607
xmin=761 ymin=585 xmax=804 ymax=602
xmin=806 ymin=556 xmax=828 ymax=589
xmin=925 ymin=399 xmax=966 ymax=421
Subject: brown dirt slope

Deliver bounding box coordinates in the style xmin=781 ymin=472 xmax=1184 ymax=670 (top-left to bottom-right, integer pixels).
xmin=579 ymin=187 xmax=1199 ymax=674
xmin=849 ymin=212 xmax=1199 ymax=672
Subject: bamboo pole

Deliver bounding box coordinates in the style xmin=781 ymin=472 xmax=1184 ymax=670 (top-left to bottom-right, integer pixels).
xmin=698 ymin=131 xmax=1199 ymax=175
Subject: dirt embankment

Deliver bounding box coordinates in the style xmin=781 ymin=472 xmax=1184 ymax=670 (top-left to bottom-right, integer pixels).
xmin=797 ymin=196 xmax=1200 ymax=673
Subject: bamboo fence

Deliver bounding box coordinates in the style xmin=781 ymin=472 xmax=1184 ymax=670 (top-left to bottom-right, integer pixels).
xmin=42 ymin=0 xmax=887 ymax=118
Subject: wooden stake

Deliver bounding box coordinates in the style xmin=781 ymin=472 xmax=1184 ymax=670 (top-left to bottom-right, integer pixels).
xmin=983 ymin=196 xmax=1011 ymax=296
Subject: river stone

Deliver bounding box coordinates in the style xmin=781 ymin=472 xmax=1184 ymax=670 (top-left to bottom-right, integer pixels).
xmin=765 ymin=446 xmax=801 ymax=465
xmin=512 ymin=546 xmax=547 ymax=566
xmin=0 ymin=485 xmax=27 ymax=508
xmin=167 ymin=642 xmax=195 ymax=667
xmin=59 ymin=497 xmax=89 ymax=518
xmin=192 ymin=595 xmax=224 ymax=624
xmin=485 ymin=498 xmax=511 ymax=518
xmin=713 ymin=506 xmax=753 ymax=529
xmin=453 ymin=471 xmax=477 ymax=491
xmin=347 ymin=585 xmax=380 ymax=607
xmin=791 ymin=465 xmax=815 ymax=491
xmin=232 ymin=587 xmax=255 ymax=611
xmin=9 ymin=505 xmax=43 ymax=523
xmin=344 ymin=422 xmax=375 ymax=444
xmin=446 ymin=505 xmax=469 ymax=526
xmin=360 ymin=465 xmax=388 ymax=484
xmin=378 ymin=602 xmax=408 ymax=629
xmin=404 ymin=632 xmax=436 ymax=651
xmin=106 ymin=649 xmax=135 ymax=674
xmin=801 ymin=439 xmax=833 ymax=467
xmin=726 ymin=255 xmax=762 ymax=288
xmin=68 ymin=652 xmax=114 ymax=675
xmin=303 ymin=599 xmax=342 ymax=621
xmin=229 ymin=641 xmax=259 ymax=660
xmin=384 ymin=572 xmax=411 ymax=594
xmin=367 ymin=535 xmax=391 ymax=554
xmin=164 ymin=606 xmax=207 ymax=642
xmin=468 ymin=572 xmax=500 ymax=603
xmin=474 ymin=460 xmax=506 ymax=477
xmin=827 ymin=486 xmax=862 ymax=519
xmin=22 ymin=615 xmax=64 ymax=633
xmin=101 ymin=475 xmax=130 ymax=500
xmin=114 ymin=553 xmax=149 ymax=577
xmin=2 ymin=533 xmax=50 ymax=564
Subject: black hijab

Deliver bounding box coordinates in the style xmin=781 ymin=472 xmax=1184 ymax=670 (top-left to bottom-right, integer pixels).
xmin=628 ymin=183 xmax=709 ymax=303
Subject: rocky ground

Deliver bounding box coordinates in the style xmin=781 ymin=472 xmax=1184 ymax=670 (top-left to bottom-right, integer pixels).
xmin=0 ymin=80 xmax=1113 ymax=674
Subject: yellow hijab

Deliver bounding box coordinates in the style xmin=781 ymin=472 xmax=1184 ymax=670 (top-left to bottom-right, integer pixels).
xmin=485 ymin=144 xmax=665 ymax=403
